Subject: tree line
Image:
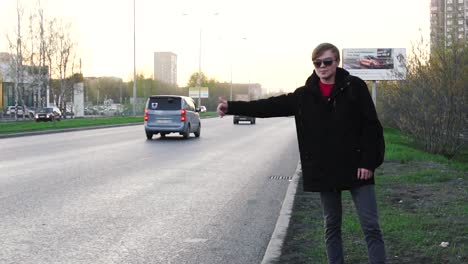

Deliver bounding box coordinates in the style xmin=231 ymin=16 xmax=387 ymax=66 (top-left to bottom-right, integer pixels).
xmin=84 ymin=72 xmax=266 ymax=113
xmin=377 ymin=37 xmax=467 ymax=159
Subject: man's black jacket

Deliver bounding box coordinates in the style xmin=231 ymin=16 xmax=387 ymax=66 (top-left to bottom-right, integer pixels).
xmin=227 ymin=68 xmax=383 ymax=192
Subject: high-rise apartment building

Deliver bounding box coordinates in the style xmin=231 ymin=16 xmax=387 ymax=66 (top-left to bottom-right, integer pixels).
xmin=154 ymin=52 xmax=177 ymax=86
xmin=430 ymin=0 xmax=468 ymax=48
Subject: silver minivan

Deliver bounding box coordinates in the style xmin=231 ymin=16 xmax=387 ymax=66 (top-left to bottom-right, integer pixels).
xmin=144 ymin=95 xmax=201 ymax=139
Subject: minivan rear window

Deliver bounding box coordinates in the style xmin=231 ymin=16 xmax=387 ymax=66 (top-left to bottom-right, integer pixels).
xmin=148 ymin=97 xmax=181 ymax=110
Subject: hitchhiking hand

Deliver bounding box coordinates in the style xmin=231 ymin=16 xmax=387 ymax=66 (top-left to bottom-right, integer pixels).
xmin=217 ymin=97 xmax=228 ymax=117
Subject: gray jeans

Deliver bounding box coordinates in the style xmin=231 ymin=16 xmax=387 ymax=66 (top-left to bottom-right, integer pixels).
xmin=320 ymin=184 xmax=386 ymax=264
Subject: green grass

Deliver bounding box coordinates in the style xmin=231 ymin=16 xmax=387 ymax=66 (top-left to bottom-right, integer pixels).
xmin=384 ymin=127 xmax=468 ymax=170
xmin=280 ymin=127 xmax=468 ymax=263
xmin=0 ymin=112 xmax=218 ymax=135
xmin=345 ymin=128 xmax=467 ymax=262
xmin=0 ymin=116 xmax=143 ymax=134
xmin=199 ymin=111 xmax=219 ymax=118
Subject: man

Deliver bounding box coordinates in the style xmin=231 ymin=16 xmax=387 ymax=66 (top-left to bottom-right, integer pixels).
xmin=217 ymin=43 xmax=386 ymax=264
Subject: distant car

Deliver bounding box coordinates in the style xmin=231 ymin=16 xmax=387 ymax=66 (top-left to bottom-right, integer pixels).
xmin=27 ymin=107 xmax=36 ymax=118
xmin=5 ymin=106 xmax=35 ymax=118
xmin=34 ymin=107 xmax=62 ymax=122
xmin=6 ymin=106 xmax=24 ymax=115
xmin=144 ymin=95 xmax=201 ymax=139
xmin=65 ymin=111 xmax=75 ymax=118
xmin=233 ymin=115 xmax=256 ymax=125
xmin=358 ymin=55 xmax=393 ymax=69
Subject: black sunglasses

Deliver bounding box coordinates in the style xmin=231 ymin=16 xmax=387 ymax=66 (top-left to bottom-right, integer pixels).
xmin=313 ymin=57 xmax=335 ymax=68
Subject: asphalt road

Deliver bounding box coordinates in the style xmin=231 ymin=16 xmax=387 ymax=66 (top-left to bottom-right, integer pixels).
xmin=0 ymin=116 xmax=299 ymax=264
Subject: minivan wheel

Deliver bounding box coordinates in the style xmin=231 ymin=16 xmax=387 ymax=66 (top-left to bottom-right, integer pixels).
xmin=194 ymin=123 xmax=201 ymax=137
xmin=146 ymin=132 xmax=153 ymax=140
xmin=182 ymin=124 xmax=190 ymax=139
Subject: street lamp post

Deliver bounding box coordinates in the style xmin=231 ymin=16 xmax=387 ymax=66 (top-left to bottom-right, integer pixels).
xmin=183 ymin=12 xmax=218 ymax=107
xmin=230 ymin=64 xmax=232 ymax=100
xmin=132 ymin=0 xmax=136 ymax=116
xmin=197 ymin=28 xmax=202 ymax=107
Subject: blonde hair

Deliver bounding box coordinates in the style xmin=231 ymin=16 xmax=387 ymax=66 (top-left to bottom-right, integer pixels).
xmin=312 ymin=43 xmax=340 ymax=62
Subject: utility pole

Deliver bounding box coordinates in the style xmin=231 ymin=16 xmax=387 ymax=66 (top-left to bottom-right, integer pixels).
xmin=132 ymin=0 xmax=137 ymax=115
xmin=182 ymin=12 xmax=219 ymax=107
xmin=197 ymin=28 xmax=202 ymax=107
xmin=230 ymin=64 xmax=233 ymax=101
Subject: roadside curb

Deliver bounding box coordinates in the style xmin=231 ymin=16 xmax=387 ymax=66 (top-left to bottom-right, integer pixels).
xmin=261 ymin=161 xmax=301 ymax=264
xmin=0 ymin=122 xmax=143 ymax=139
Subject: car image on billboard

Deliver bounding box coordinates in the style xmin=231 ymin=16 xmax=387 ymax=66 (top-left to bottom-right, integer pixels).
xmin=342 ymin=48 xmax=406 ymax=81
xmin=357 ymin=55 xmax=394 ymax=69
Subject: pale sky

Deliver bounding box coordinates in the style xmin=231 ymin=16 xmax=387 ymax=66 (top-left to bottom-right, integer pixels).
xmin=1 ymin=0 xmax=431 ymax=92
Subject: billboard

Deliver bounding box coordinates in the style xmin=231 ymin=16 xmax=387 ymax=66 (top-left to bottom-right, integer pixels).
xmin=189 ymin=87 xmax=209 ymax=98
xmin=342 ymin=48 xmax=406 ymax=80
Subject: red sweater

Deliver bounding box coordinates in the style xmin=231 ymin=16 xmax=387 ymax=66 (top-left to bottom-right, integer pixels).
xmin=319 ymin=81 xmax=334 ymax=97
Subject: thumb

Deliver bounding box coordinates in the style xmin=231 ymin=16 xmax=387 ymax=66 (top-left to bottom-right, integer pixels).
xmin=218 ymin=96 xmax=227 ymax=103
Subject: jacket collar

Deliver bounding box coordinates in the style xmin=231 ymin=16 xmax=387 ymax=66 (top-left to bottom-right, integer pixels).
xmin=304 ymin=67 xmax=350 ymax=97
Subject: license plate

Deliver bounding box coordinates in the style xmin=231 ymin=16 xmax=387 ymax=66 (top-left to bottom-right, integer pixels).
xmin=156 ymin=119 xmax=171 ymax=123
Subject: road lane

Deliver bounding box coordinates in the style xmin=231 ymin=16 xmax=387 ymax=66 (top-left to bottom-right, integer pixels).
xmin=0 ymin=116 xmax=299 ymax=264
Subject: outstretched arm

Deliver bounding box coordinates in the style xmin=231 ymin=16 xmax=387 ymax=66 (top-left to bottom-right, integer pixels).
xmin=216 ymin=92 xmax=298 ymax=118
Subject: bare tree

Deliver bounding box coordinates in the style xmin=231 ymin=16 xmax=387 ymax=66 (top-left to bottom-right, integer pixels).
xmin=26 ymin=1 xmax=49 ymax=110
xmin=380 ymin=36 xmax=467 ymax=158
xmin=53 ymin=19 xmax=77 ymax=118
xmin=41 ymin=17 xmax=78 ymax=117
xmin=37 ymin=2 xmax=48 ymax=109
xmin=5 ymin=1 xmax=80 ymax=120
xmin=6 ymin=1 xmax=26 ymax=121
xmin=45 ymin=17 xmax=57 ymax=99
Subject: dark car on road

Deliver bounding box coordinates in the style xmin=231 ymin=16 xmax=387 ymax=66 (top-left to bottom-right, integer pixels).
xmin=144 ymin=95 xmax=202 ymax=139
xmin=34 ymin=107 xmax=62 ymax=122
xmin=233 ymin=115 xmax=256 ymax=125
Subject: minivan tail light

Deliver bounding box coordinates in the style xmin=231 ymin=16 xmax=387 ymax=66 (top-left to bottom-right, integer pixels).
xmin=181 ymin=109 xmax=186 ymax=121
xmin=144 ymin=108 xmax=149 ymax=121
